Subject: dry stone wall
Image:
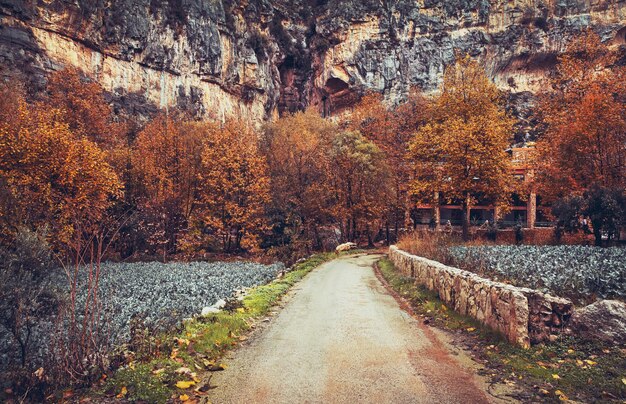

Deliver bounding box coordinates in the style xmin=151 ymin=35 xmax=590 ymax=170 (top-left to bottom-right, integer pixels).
xmin=389 ymin=246 xmax=574 ymax=347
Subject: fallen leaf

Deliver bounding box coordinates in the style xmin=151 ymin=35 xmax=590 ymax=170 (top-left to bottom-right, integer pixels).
xmin=555 ymin=390 xmax=569 ymax=401
xmin=539 ymin=389 xmax=550 ymax=395
xmin=116 ymin=386 xmax=128 ymax=398
xmin=175 ymin=338 xmax=191 ymax=346
xmin=622 ymin=378 xmax=626 ymax=385
xmin=34 ymin=367 xmax=44 ymax=379
xmin=552 ymin=374 xmax=560 ymax=380
xmin=237 ymin=308 xmax=245 ymax=313
xmin=129 ymin=361 xmax=136 ymax=370
xmin=171 ymin=348 xmax=179 ymax=359
xmin=152 ymin=368 xmax=165 ymax=375
xmin=466 ymin=327 xmax=476 ymax=332
xmin=176 ymin=380 xmax=196 ymax=389
xmin=584 ymin=359 xmax=597 ymax=366
xmin=179 ymin=394 xmax=190 ymax=401
xmin=206 ymin=363 xmax=226 ymax=372
xmin=175 ymin=367 xmax=192 ymax=374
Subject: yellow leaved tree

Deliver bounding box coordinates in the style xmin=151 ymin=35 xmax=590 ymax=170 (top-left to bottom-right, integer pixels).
xmin=261 ymin=110 xmax=336 ymax=251
xmin=193 ymin=120 xmax=271 ymax=253
xmin=408 ymin=55 xmax=514 ymax=240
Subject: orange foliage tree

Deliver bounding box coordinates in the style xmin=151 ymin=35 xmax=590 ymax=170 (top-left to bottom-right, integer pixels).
xmin=45 ymin=68 xmax=126 ymax=153
xmin=0 ymin=84 xmax=122 ymax=251
xmin=408 ymin=55 xmax=514 ymax=240
xmin=347 ymin=92 xmax=429 ymax=239
xmin=131 ymin=113 xmax=204 ymax=257
xmin=261 ymin=110 xmax=336 ymax=251
xmin=330 ymin=131 xmax=390 ymax=244
xmin=537 ymin=31 xmax=626 ymax=202
xmin=191 ymin=120 xmax=271 ymax=253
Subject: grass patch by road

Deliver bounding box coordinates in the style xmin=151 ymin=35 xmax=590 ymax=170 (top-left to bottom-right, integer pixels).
xmin=377 ymin=257 xmax=626 ymax=403
xmin=95 ymin=251 xmax=347 ymax=403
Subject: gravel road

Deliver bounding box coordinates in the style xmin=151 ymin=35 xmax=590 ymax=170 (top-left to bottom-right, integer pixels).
xmin=209 ymin=254 xmax=506 ymax=403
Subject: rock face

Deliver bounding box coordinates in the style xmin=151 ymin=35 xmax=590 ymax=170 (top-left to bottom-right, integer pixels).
xmin=389 ymin=245 xmax=576 ymax=347
xmin=0 ymin=1 xmax=624 ymax=123
xmin=569 ymin=300 xmax=626 ymax=343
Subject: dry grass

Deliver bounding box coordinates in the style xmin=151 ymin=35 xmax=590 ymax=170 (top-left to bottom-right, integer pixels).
xmin=397 ymin=231 xmax=489 ymax=264
xmin=396 ymin=231 xmax=498 ymax=278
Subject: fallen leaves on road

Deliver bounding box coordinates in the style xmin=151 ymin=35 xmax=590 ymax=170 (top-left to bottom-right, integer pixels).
xmin=176 ymin=381 xmax=196 ymax=389
xmin=116 ymin=386 xmax=127 ymax=398
xmin=555 ymin=390 xmax=568 ymax=401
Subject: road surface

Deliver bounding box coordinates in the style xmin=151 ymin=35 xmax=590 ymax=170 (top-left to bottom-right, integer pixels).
xmin=208 ymin=254 xmax=506 ymax=404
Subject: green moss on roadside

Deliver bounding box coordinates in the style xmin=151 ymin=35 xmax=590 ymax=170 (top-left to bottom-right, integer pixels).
xmin=378 ymin=257 xmax=626 ymax=403
xmin=98 ymin=251 xmax=354 ymax=403
xmin=103 ymin=363 xmax=171 ymax=403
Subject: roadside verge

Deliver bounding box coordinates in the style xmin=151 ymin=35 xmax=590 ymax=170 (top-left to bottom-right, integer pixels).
xmin=375 ymin=256 xmax=626 ymax=403
xmin=92 ymin=252 xmax=347 ymax=403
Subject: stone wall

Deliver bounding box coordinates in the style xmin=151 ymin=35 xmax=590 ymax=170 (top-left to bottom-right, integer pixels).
xmin=388 ymin=246 xmax=574 ymax=347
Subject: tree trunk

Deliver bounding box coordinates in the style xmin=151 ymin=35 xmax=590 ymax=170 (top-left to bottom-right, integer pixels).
xmin=385 ymin=221 xmax=390 ymax=245
xmin=593 ymin=226 xmax=603 ymax=247
xmin=462 ymin=192 xmax=471 ymax=241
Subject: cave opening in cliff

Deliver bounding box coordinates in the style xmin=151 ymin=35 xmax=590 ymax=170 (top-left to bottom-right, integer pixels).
xmin=325 ymin=77 xmax=349 ymax=93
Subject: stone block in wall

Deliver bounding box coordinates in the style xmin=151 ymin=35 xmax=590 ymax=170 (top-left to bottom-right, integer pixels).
xmin=521 ymin=288 xmax=574 ymax=344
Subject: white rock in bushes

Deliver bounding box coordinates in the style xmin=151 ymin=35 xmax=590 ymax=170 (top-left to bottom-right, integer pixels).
xmin=201 ymin=306 xmax=221 ymax=316
xmin=212 ymin=299 xmax=227 ymax=309
xmin=336 ymin=242 xmax=357 ymax=252
xmin=569 ymin=300 xmax=626 ymax=343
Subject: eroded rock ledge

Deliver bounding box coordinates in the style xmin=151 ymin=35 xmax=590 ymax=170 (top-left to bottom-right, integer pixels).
xmin=0 ymin=1 xmax=624 ymax=123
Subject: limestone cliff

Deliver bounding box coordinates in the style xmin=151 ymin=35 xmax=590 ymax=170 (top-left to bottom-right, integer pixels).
xmin=1 ymin=0 xmax=624 ymax=124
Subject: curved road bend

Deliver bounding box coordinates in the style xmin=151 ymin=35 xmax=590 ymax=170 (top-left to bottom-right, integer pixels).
xmin=208 ymin=254 xmax=510 ymax=404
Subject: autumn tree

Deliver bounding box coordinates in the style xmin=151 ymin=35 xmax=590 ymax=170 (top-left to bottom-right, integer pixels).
xmin=408 ymin=55 xmax=514 ymax=240
xmin=537 ymin=31 xmax=626 ymax=199
xmin=0 ymin=85 xmax=122 ymax=251
xmin=192 ymin=120 xmax=271 ymax=253
xmin=45 ymin=68 xmax=124 ymax=150
xmin=261 ymin=110 xmax=336 ymax=252
xmin=330 ymin=131 xmax=390 ymax=244
xmin=131 ymin=113 xmax=204 ymax=257
xmin=347 ymin=91 xmax=429 ymax=240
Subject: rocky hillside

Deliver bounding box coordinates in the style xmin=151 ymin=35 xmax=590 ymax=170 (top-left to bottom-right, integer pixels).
xmin=1 ymin=0 xmax=624 ymax=124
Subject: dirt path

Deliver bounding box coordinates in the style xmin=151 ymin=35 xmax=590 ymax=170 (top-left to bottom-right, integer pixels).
xmin=208 ymin=254 xmax=511 ymax=404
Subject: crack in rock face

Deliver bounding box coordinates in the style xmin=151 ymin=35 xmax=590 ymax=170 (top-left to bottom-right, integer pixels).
xmin=0 ymin=0 xmax=624 ymax=123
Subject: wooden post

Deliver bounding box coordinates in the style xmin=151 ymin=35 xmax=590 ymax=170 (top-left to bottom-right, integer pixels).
xmin=433 ymin=191 xmax=441 ymax=230
xmin=527 ymin=192 xmax=537 ymax=229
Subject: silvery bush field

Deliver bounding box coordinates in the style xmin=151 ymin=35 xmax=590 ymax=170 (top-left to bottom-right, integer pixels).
xmin=448 ymin=245 xmax=626 ymax=303
xmin=0 ymin=260 xmax=284 ymax=371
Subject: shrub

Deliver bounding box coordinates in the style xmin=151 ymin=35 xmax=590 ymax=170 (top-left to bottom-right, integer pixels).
xmin=0 ymin=228 xmax=58 ymax=368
